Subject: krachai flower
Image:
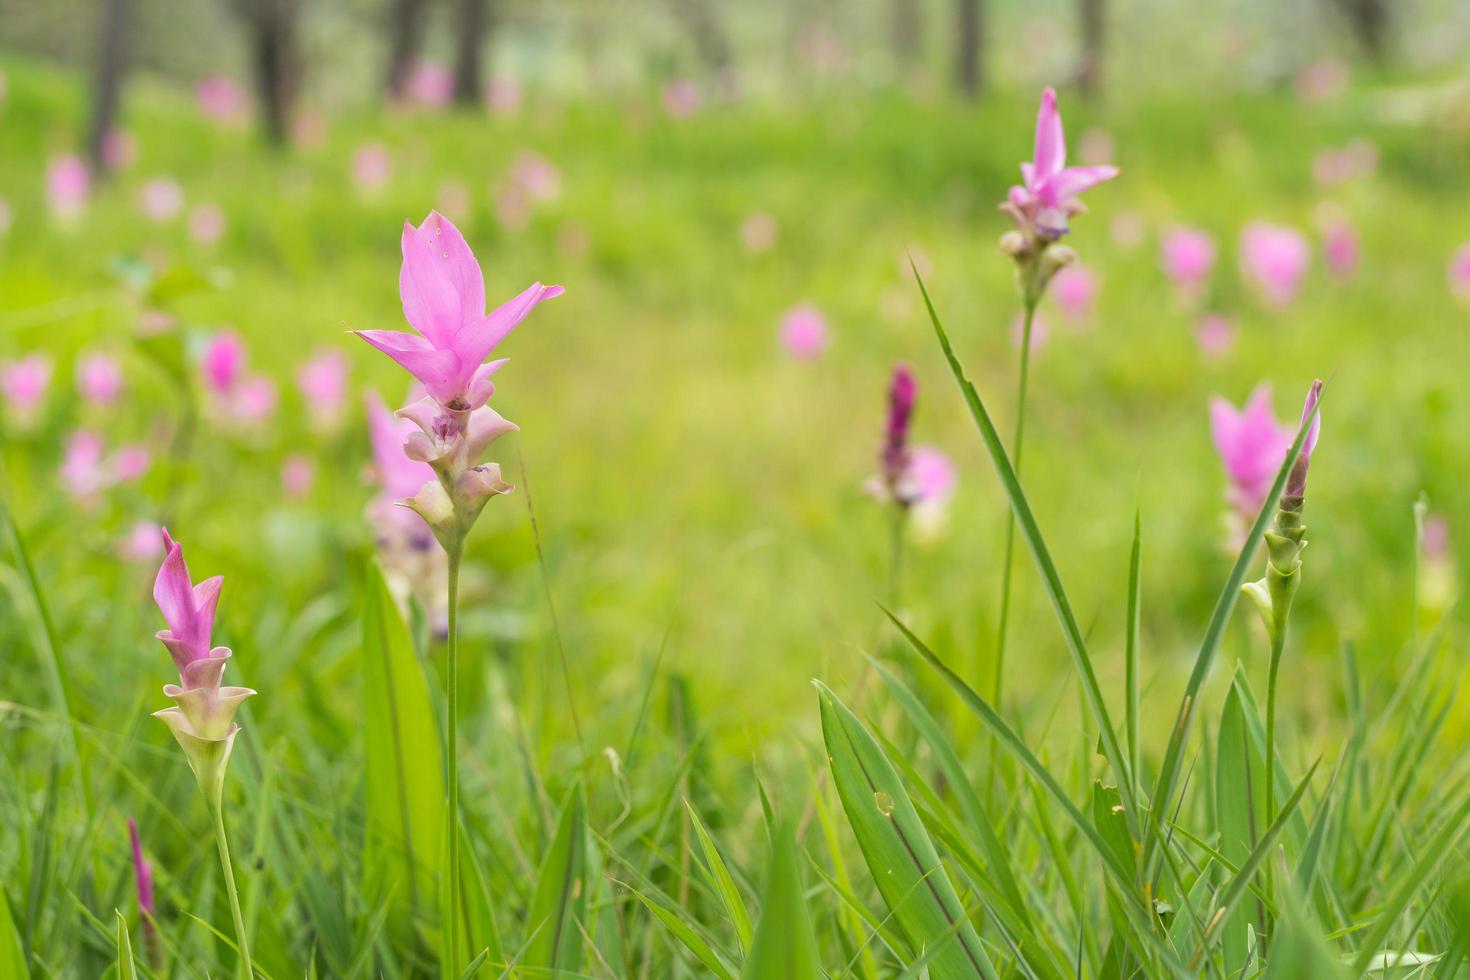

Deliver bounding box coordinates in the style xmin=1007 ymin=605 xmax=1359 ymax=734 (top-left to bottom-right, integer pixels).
xmin=77 ymin=352 xmax=124 ymax=406
xmin=1240 ymin=222 xmax=1310 ymax=306
xmin=127 ymin=817 xmax=156 ymax=922
xmin=1285 ymin=379 xmax=1323 ymax=498
xmin=1209 ymin=385 xmax=1293 ymax=518
xmin=296 ymin=349 xmax=350 ymax=432
xmin=1162 ymin=227 xmax=1216 ymax=294
xmin=0 ymin=353 xmax=53 ymax=426
xmin=355 ymin=211 xmax=562 ymax=412
xmin=1003 ymin=87 xmax=1119 ymax=241
xmin=879 ymin=364 xmax=917 ymax=502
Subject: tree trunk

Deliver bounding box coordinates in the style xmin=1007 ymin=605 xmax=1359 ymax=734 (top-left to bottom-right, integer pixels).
xmin=1076 ymin=0 xmax=1104 ymax=99
xmin=386 ymin=0 xmax=431 ymax=98
xmin=452 ymin=0 xmax=488 ymax=105
xmin=955 ymin=0 xmax=981 ymax=98
xmin=1329 ymin=0 xmax=1389 ymax=61
xmin=671 ymin=0 xmax=732 ymax=73
xmin=86 ymin=0 xmax=133 ymax=175
xmin=235 ymin=0 xmax=299 ymax=145
xmin=891 ymin=0 xmax=922 ymax=71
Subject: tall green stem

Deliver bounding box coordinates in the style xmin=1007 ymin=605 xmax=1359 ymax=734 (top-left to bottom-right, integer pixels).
xmin=1263 ymin=623 xmax=1285 ymax=930
xmin=212 ymin=802 xmax=252 ymax=979
xmin=992 ymin=296 xmax=1038 ymax=706
xmin=445 ymin=546 xmax=463 ymax=974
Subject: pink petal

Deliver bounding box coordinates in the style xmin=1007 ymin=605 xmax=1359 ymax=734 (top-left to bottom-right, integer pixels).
xmin=153 ymin=529 xmax=198 ymax=644
xmin=1042 ymin=165 xmax=1119 ymax=204
xmin=453 ymin=283 xmax=563 ymax=369
xmin=355 ymin=330 xmax=461 ymax=404
xmin=399 ymin=219 xmax=464 ymax=348
xmin=1032 ymin=88 xmax=1065 ymax=180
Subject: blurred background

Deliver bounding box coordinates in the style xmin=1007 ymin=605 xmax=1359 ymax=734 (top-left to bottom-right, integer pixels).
xmin=2 ymin=0 xmax=1469 ymax=789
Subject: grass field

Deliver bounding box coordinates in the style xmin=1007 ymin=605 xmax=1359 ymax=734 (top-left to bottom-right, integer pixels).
xmin=2 ymin=51 xmax=1470 ymax=977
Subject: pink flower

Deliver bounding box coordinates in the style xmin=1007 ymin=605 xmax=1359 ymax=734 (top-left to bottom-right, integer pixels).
xmin=188 ymin=203 xmax=226 ymax=245
xmin=740 ymin=212 xmax=778 ymax=253
xmin=296 ymin=349 xmax=349 ymax=432
xmin=201 ymin=331 xmax=245 ymax=394
xmin=1050 ymin=264 xmax=1097 ymax=321
xmin=1295 ymin=58 xmax=1348 ymax=104
xmin=1161 ymin=227 xmax=1216 ymax=293
xmin=281 ymin=454 xmax=315 ymax=499
xmin=1448 ymin=245 xmax=1470 ymax=300
xmin=101 ymin=129 xmax=137 ymax=171
xmin=1209 ymin=385 xmax=1293 ymax=516
xmin=195 ymin=75 xmax=249 ymax=123
xmin=46 ymin=155 xmax=91 ymax=220
xmin=1 ymin=354 xmax=52 ymax=422
xmin=1195 ymin=314 xmax=1235 ymax=358
xmin=1003 ymin=88 xmax=1119 ymax=240
xmin=485 ymin=76 xmax=523 ymax=115
xmin=232 ymin=376 xmax=278 ymax=425
xmin=355 ymin=211 xmax=563 ymax=411
xmin=352 ymin=143 xmax=393 ymax=193
xmin=127 ymin=818 xmax=156 ymax=921
xmin=510 ymin=152 xmax=561 ymax=203
xmin=115 ymin=445 xmax=151 ymax=481
xmin=120 ymin=520 xmax=164 ymax=562
xmin=1286 ymin=380 xmax=1323 ymax=498
xmin=779 ymin=304 xmax=829 ymax=359
xmin=908 ymin=446 xmax=957 ymax=506
xmin=1240 ymin=222 xmax=1310 ymax=306
xmin=140 ymin=178 xmax=184 ymax=222
xmin=879 ymin=364 xmax=917 ymax=499
xmin=77 ymin=352 xmax=123 ymax=406
xmin=663 ymin=79 xmax=701 ymax=118
xmin=405 ymin=61 xmax=453 ymax=108
xmin=1011 ymin=310 xmax=1049 ymax=352
xmin=59 ymin=431 xmax=149 ymax=504
xmin=368 ymin=391 xmax=437 ymax=502
xmin=1321 ymin=220 xmax=1358 ymax=279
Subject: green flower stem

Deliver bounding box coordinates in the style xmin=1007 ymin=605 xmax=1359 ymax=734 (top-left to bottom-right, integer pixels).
xmin=993 ymin=293 xmax=1040 ymax=708
xmin=211 ymin=800 xmax=253 ymax=979
xmin=445 ymin=543 xmax=463 ymax=974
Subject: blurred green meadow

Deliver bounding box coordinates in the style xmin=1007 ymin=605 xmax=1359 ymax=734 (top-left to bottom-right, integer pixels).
xmin=2 ymin=10 xmax=1470 ymax=975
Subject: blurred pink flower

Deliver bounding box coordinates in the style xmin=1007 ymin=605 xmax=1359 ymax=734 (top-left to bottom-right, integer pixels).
xmin=740 ymin=212 xmax=778 ymax=253
xmin=1195 ymin=314 xmax=1235 ymax=358
xmin=355 ymin=211 xmax=563 ymax=410
xmin=663 ymin=79 xmax=700 ymax=118
xmin=908 ymin=446 xmax=957 ymax=506
xmin=232 ymin=376 xmax=278 ymax=425
xmin=1313 ymin=138 xmax=1378 ymax=188
xmin=1 ymin=354 xmax=52 ymax=422
xmin=127 ymin=818 xmax=156 ymax=922
xmin=365 ymin=390 xmax=437 ymax=549
xmin=101 ymin=129 xmax=137 ymax=171
xmin=201 ymin=331 xmax=245 ymax=393
xmin=188 ymin=203 xmax=226 ymax=244
xmin=1240 ymin=222 xmax=1310 ymax=306
xmin=59 ymin=430 xmax=149 ymax=504
xmin=1003 ymin=87 xmax=1119 ymax=240
xmin=779 ymin=304 xmax=829 ymax=359
xmin=485 ymin=76 xmax=523 ymax=115
xmin=1011 ymin=310 xmax=1050 ymax=352
xmin=115 ymin=445 xmax=151 ymax=481
xmin=120 ymin=520 xmax=164 ymax=562
xmin=511 ymin=152 xmax=561 ymax=203
xmin=1423 ymin=513 xmax=1450 ymax=563
xmin=1295 ymin=58 xmax=1348 ymax=103
xmin=77 ymin=352 xmax=123 ymax=406
xmin=281 ymin=454 xmax=315 ymax=499
xmin=1050 ymin=264 xmax=1097 ymax=321
xmin=296 ymin=349 xmax=349 ymax=432
xmin=46 ymin=155 xmax=91 ymax=220
xmin=195 ymin=75 xmax=249 ymax=123
xmin=1161 ymin=227 xmax=1215 ymax=293
xmin=1209 ymin=385 xmax=1292 ymax=516
xmin=140 ymin=178 xmax=184 ymax=222
xmin=352 ymin=143 xmax=393 ymax=193
xmin=406 ymin=61 xmax=452 ymax=108
xmin=1448 ymin=245 xmax=1470 ymax=300
xmin=1321 ymin=220 xmax=1359 ymax=279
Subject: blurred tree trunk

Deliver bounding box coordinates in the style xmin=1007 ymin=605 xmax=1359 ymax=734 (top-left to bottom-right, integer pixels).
xmin=954 ymin=0 xmax=982 ymax=98
xmin=233 ymin=0 xmax=300 ymax=145
xmin=671 ymin=0 xmax=732 ymax=73
xmin=1329 ymin=0 xmax=1389 ymax=61
xmin=451 ymin=0 xmax=490 ymax=105
xmin=1076 ymin=0 xmax=1104 ymax=98
xmin=86 ymin=0 xmax=133 ymax=175
xmin=891 ymin=0 xmax=922 ymax=71
xmin=386 ymin=0 xmax=431 ymax=97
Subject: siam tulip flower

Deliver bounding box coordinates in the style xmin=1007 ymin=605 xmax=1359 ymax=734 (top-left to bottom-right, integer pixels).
xmin=195 ymin=75 xmax=249 ymax=124
xmin=295 ymin=349 xmax=350 ymax=432
xmin=1448 ymin=245 xmax=1470 ymax=300
xmin=485 ymin=75 xmax=523 ymax=115
xmin=779 ymin=304 xmax=829 ymax=359
xmin=1209 ymin=385 xmax=1293 ymax=520
xmin=662 ymin=79 xmax=701 ymax=118
xmin=1161 ymin=227 xmax=1216 ymax=296
xmin=1 ymin=353 xmax=53 ymax=427
xmin=878 ymin=364 xmax=917 ymax=502
xmin=231 ymin=376 xmax=278 ymax=425
xmin=1284 ymin=380 xmax=1322 ymax=499
xmin=740 ymin=212 xmax=778 ymax=253
xmin=46 ymin=155 xmax=91 ymax=221
xmin=1002 ymin=87 xmax=1119 ymax=242
xmin=366 ymin=392 xmax=446 ymax=621
xmin=127 ymin=817 xmax=156 ymax=924
xmin=1240 ymin=222 xmax=1310 ymax=307
xmin=59 ymin=430 xmax=150 ymax=505
xmin=907 ymin=446 xmax=958 ymax=538
xmin=101 ymin=129 xmax=137 ymax=171
xmin=201 ymin=331 xmax=245 ymax=394
xmin=1049 ymin=263 xmax=1097 ymax=322
xmin=352 ymin=143 xmax=393 ymax=193
xmin=139 ymin=178 xmax=183 ymax=222
xmin=77 ymin=352 xmax=124 ymax=406
xmin=120 ymin=520 xmax=165 ymax=562
xmin=1321 ymin=219 xmax=1359 ymax=279
xmin=405 ymin=61 xmax=453 ymax=108
xmin=281 ymin=454 xmax=314 ymax=499
xmin=188 ymin=203 xmax=226 ymax=245
xmin=1195 ymin=314 xmax=1235 ymax=358
xmin=354 ymin=212 xmax=562 ymax=415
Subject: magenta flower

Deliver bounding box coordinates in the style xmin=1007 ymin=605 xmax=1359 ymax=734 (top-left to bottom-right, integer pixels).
xmin=1448 ymin=245 xmax=1470 ymax=300
xmin=202 ymin=331 xmax=245 ymax=394
xmin=1003 ymin=88 xmax=1119 ymax=240
xmin=139 ymin=178 xmax=183 ymax=222
xmin=1162 ymin=227 xmax=1216 ymax=293
xmin=77 ymin=352 xmax=123 ymax=406
xmin=779 ymin=304 xmax=829 ymax=359
xmin=60 ymin=430 xmax=149 ymax=505
xmin=46 ymin=155 xmax=91 ymax=221
xmin=127 ymin=817 xmax=156 ymax=922
xmin=189 ymin=203 xmax=226 ymax=245
xmin=1050 ymin=264 xmax=1097 ymax=321
xmin=880 ymin=364 xmax=917 ymax=500
xmin=405 ymin=61 xmax=453 ymax=108
xmin=1209 ymin=386 xmax=1293 ymax=516
xmin=1 ymin=353 xmax=53 ymax=425
xmin=352 ymin=143 xmax=393 ymax=193
xmin=1286 ymin=380 xmax=1323 ymax=498
xmin=1240 ymin=222 xmax=1310 ymax=307
xmin=195 ymin=75 xmax=249 ymax=123
xmin=296 ymin=349 xmax=350 ymax=432
xmin=355 ymin=212 xmax=563 ymax=412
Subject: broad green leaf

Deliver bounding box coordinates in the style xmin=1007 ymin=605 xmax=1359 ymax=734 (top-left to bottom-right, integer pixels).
xmin=361 ymin=562 xmax=444 ymax=946
xmin=523 ymin=782 xmax=588 ymax=975
xmin=815 ymin=681 xmax=997 ymax=979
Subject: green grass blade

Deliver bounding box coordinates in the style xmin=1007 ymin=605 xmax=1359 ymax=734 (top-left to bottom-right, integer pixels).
xmin=115 ymin=910 xmax=138 ymax=980
xmin=0 ymin=885 xmax=27 ymax=978
xmin=686 ymin=801 xmax=755 ymax=952
xmin=524 ymin=782 xmax=588 ymax=976
xmin=815 ymin=680 xmax=997 ymax=979
xmin=742 ymin=819 xmax=822 ymax=980
xmin=913 ymin=264 xmax=1137 ymax=837
xmin=628 ymin=886 xmax=738 ymax=980
xmin=1126 ymin=511 xmax=1143 ymax=802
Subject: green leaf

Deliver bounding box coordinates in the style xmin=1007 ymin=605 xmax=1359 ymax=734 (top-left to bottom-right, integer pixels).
xmin=629 ymin=887 xmax=737 ymax=980
xmin=115 ymin=910 xmax=137 ymax=980
xmin=0 ymin=886 xmax=27 ymax=978
xmin=360 ymin=562 xmax=444 ymax=946
xmin=742 ymin=822 xmax=822 ymax=980
xmin=523 ymin=782 xmax=588 ymax=976
xmin=815 ymin=680 xmax=996 ymax=979
xmin=686 ymin=801 xmax=754 ymax=952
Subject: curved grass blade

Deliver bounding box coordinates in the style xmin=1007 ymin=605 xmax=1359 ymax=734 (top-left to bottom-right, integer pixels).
xmin=912 ymin=265 xmax=1137 ymax=837
xmin=524 ymin=782 xmax=588 ymax=976
xmin=627 ymin=886 xmax=738 ymax=980
xmin=0 ymin=886 xmax=26 ymax=978
xmin=115 ymin=910 xmax=138 ymax=980
xmin=686 ymin=801 xmax=755 ymax=953
xmin=742 ymin=819 xmax=822 ymax=980
xmin=815 ymin=680 xmax=998 ymax=979
xmin=1126 ymin=512 xmax=1142 ymax=801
